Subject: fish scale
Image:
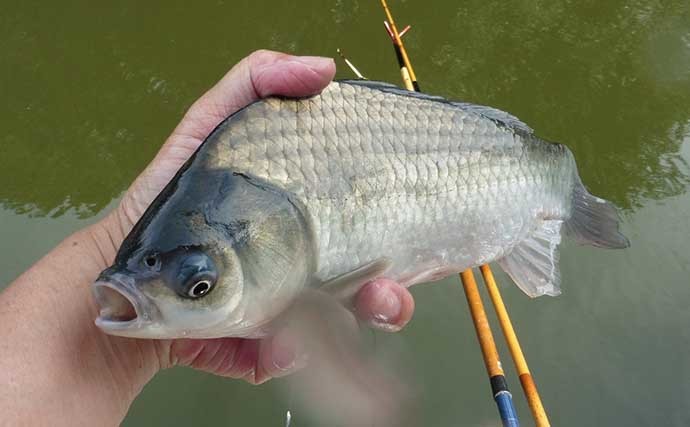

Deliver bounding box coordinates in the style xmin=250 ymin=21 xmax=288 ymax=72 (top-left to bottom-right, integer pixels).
xmin=202 ymin=81 xmax=574 ymax=286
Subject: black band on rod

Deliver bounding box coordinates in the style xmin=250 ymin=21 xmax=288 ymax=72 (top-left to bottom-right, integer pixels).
xmin=490 ymin=375 xmax=510 ymax=397
xmin=394 ymin=45 xmax=405 ymax=68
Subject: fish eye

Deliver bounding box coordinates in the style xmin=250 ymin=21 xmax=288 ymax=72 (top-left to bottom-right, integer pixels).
xmin=143 ymin=253 xmax=160 ymax=269
xmin=187 ymin=278 xmax=214 ymax=298
xmin=173 ymin=250 xmax=218 ymax=299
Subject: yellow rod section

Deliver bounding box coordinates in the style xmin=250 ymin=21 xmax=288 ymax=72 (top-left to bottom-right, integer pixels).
xmin=480 ymin=265 xmax=551 ymax=426
xmin=461 ymin=270 xmax=504 ymax=377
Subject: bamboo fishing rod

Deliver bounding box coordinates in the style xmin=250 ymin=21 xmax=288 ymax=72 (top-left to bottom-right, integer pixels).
xmin=480 ymin=265 xmax=550 ymax=426
xmin=378 ymin=2 xmax=518 ymax=425
xmin=460 ymin=270 xmax=519 ymax=427
xmin=378 ymin=1 xmax=550 ymax=426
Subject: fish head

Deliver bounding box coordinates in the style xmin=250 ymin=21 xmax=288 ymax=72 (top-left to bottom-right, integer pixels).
xmin=93 ymin=241 xmax=244 ymax=339
xmin=93 ymin=166 xmax=315 ymax=339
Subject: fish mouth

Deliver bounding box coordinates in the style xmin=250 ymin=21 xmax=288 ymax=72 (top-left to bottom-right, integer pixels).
xmin=92 ymin=273 xmax=154 ymax=335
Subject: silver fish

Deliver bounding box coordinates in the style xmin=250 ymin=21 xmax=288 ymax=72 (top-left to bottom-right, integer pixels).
xmin=93 ymin=80 xmax=628 ymax=339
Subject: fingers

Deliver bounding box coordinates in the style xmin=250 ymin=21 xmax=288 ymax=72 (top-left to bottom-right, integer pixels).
xmin=171 ymin=335 xmax=305 ymax=385
xmin=354 ymin=279 xmax=415 ymax=332
xmin=256 ymin=331 xmax=307 ymax=383
xmin=171 ymin=278 xmax=416 ymax=385
xmin=174 ymin=49 xmax=336 ymax=141
xmin=170 ymin=338 xmax=261 ymax=382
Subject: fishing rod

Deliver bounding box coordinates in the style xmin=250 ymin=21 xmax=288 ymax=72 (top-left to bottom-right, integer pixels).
xmin=461 ymin=270 xmax=519 ymax=427
xmin=377 ymin=1 xmax=550 ymax=426
xmin=380 ymin=0 xmax=419 ymax=91
xmin=377 ymin=3 xmax=518 ymax=425
xmin=480 ymin=265 xmax=550 ymax=426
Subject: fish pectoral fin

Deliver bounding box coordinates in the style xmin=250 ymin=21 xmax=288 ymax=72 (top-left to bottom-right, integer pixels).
xmin=321 ymin=258 xmax=393 ymax=306
xmin=498 ymin=220 xmax=564 ymax=298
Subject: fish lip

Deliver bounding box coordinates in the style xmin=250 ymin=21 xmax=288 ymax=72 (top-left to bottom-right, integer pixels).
xmin=92 ymin=273 xmax=157 ymax=334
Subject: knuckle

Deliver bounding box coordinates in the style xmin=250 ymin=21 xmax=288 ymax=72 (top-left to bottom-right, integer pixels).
xmin=247 ymin=49 xmax=281 ymax=65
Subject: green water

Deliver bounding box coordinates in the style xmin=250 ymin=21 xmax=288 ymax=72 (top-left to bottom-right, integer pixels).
xmin=2 ymin=1 xmax=690 ymax=425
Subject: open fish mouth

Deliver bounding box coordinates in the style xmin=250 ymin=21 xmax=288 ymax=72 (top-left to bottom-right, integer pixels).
xmin=92 ymin=274 xmax=153 ymax=334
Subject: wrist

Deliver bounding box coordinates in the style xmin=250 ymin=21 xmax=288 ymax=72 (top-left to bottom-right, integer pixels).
xmin=0 ymin=216 xmax=166 ymax=425
xmin=82 ymin=213 xmax=172 ymax=389
xmin=88 ymin=206 xmax=131 ymax=259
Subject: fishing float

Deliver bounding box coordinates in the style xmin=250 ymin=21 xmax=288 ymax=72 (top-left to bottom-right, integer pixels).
xmin=380 ymin=0 xmax=419 ymax=91
xmin=377 ymin=1 xmax=549 ymax=426
xmin=337 ymin=48 xmax=366 ymax=79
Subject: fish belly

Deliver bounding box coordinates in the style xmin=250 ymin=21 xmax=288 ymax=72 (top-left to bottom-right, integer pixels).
xmin=305 ymin=144 xmax=572 ymax=285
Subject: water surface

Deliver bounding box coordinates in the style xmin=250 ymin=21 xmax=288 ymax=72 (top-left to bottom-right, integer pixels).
xmin=2 ymin=1 xmax=690 ymax=425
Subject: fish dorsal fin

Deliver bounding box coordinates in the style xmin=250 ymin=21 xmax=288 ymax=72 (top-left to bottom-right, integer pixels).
xmin=498 ymin=220 xmax=563 ymax=298
xmin=336 ymin=79 xmax=534 ymax=134
xmin=320 ymin=258 xmax=393 ymax=306
xmin=449 ymin=102 xmax=534 ymax=134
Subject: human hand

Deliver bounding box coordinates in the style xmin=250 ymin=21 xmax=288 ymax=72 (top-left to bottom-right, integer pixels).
xmin=94 ymin=50 xmax=416 ymax=384
xmin=0 ymin=50 xmax=418 ymax=426
xmin=0 ymin=50 xmax=416 ymax=426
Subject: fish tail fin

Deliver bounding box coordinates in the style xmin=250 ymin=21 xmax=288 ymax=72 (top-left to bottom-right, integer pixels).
xmin=564 ymin=177 xmax=630 ymax=249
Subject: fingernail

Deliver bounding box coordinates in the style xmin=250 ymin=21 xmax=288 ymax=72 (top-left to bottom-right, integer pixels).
xmin=272 ymin=340 xmax=296 ymax=372
xmin=271 ymin=336 xmax=309 ymax=377
xmin=370 ymin=284 xmax=402 ymax=325
xmin=292 ymin=55 xmax=334 ymax=69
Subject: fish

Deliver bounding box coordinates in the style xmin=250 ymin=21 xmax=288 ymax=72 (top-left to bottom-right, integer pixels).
xmin=93 ymin=80 xmax=629 ymax=339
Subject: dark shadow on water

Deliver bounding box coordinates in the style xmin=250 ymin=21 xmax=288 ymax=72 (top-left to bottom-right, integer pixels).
xmin=1 ymin=0 xmax=688 ymax=217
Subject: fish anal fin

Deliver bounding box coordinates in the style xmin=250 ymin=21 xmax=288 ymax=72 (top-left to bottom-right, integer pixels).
xmin=320 ymin=258 xmax=393 ymax=305
xmin=498 ymin=220 xmax=563 ymax=298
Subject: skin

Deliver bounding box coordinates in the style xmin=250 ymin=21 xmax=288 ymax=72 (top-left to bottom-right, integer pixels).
xmin=0 ymin=50 xmax=415 ymax=426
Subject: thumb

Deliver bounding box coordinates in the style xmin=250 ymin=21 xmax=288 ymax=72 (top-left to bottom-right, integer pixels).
xmin=174 ymin=50 xmax=336 ymax=141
